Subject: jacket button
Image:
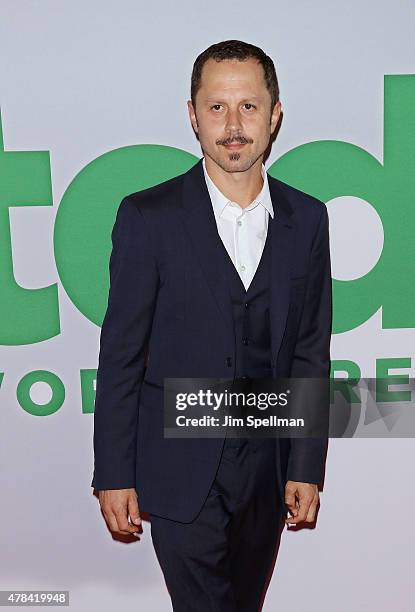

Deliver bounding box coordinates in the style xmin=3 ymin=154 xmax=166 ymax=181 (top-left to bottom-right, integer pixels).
xmin=244 ymin=302 xmax=249 ymax=309
xmin=242 ymin=337 xmax=249 ymax=345
xmin=226 ymin=357 xmax=232 ymax=367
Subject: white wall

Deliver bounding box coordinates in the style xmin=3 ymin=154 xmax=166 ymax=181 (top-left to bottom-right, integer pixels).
xmin=0 ymin=1 xmax=414 ymax=610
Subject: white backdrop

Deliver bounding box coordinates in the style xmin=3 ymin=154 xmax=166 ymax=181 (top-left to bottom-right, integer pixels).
xmin=1 ymin=1 xmax=414 ymax=610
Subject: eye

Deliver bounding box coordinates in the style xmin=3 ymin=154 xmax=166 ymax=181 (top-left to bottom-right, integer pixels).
xmin=210 ymin=104 xmax=223 ymax=111
xmin=243 ymin=103 xmax=256 ymax=110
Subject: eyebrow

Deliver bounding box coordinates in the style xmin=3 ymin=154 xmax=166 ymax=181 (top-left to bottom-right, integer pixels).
xmin=205 ymin=96 xmax=260 ymax=102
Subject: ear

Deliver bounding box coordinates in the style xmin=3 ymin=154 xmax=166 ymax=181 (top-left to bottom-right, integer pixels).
xmin=270 ymin=100 xmax=282 ymax=133
xmin=187 ymin=100 xmax=199 ymax=133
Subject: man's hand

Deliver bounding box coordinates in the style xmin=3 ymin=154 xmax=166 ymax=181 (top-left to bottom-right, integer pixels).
xmin=284 ymin=480 xmax=320 ymax=526
xmin=98 ymin=488 xmax=142 ymax=536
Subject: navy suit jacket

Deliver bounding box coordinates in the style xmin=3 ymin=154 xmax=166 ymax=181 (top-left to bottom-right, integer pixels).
xmin=91 ymin=158 xmax=332 ymax=523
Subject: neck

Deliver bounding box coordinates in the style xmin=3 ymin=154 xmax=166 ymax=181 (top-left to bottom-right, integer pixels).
xmin=204 ymin=155 xmax=264 ymax=208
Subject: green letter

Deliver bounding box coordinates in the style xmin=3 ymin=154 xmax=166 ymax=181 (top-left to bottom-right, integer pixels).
xmin=54 ymin=144 xmax=197 ymax=326
xmin=0 ymin=110 xmax=59 ymax=344
xmin=269 ymin=76 xmax=415 ymax=333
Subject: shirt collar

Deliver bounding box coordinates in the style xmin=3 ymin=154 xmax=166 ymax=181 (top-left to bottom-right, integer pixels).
xmin=202 ymin=157 xmax=274 ymax=220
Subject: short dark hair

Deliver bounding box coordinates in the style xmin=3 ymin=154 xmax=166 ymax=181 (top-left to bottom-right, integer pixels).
xmin=191 ymin=39 xmax=279 ymax=112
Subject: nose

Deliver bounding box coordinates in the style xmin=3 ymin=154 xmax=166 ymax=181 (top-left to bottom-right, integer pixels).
xmin=225 ymin=107 xmax=243 ymax=134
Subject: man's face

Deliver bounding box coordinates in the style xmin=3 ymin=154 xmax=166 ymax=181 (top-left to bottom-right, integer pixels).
xmin=188 ymin=57 xmax=281 ymax=173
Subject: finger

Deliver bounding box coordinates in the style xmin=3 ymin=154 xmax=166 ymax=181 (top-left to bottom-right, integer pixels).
xmin=285 ymin=496 xmax=312 ymax=524
xmin=114 ymin=507 xmax=138 ymax=534
xmin=284 ymin=489 xmax=299 ymax=516
xmin=104 ymin=509 xmax=127 ymax=535
xmin=305 ymin=498 xmax=319 ymax=523
xmin=127 ymin=494 xmax=142 ymax=528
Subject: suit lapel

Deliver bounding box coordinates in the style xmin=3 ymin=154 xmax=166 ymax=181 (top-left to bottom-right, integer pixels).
xmin=178 ymin=159 xmax=234 ymax=333
xmin=267 ymin=179 xmax=295 ymax=366
xmin=178 ymin=158 xmax=295 ymax=365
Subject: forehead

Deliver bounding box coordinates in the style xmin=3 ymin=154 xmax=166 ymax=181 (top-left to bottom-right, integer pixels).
xmin=199 ymin=57 xmax=267 ymax=96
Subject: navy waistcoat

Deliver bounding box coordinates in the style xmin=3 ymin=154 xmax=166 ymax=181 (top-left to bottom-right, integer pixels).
xmin=217 ymin=219 xmax=273 ymax=380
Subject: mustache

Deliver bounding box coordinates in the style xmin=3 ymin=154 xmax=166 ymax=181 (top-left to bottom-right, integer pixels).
xmin=216 ymin=135 xmax=253 ymax=145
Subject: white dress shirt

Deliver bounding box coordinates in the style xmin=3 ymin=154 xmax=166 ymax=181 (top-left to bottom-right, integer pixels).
xmin=202 ymin=157 xmax=274 ymax=291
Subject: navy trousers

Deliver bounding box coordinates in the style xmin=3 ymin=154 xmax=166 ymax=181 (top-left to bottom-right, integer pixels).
xmin=149 ymin=435 xmax=286 ymax=611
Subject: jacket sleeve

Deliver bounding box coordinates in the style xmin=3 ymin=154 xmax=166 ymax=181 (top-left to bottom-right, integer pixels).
xmin=91 ymin=197 xmax=159 ymax=490
xmin=286 ymin=204 xmax=332 ymax=485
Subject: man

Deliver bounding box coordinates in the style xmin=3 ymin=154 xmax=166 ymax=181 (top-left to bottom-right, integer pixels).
xmin=92 ymin=39 xmax=332 ymax=611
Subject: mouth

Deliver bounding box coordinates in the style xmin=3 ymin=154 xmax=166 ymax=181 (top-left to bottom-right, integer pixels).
xmin=223 ymin=143 xmax=247 ymax=150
